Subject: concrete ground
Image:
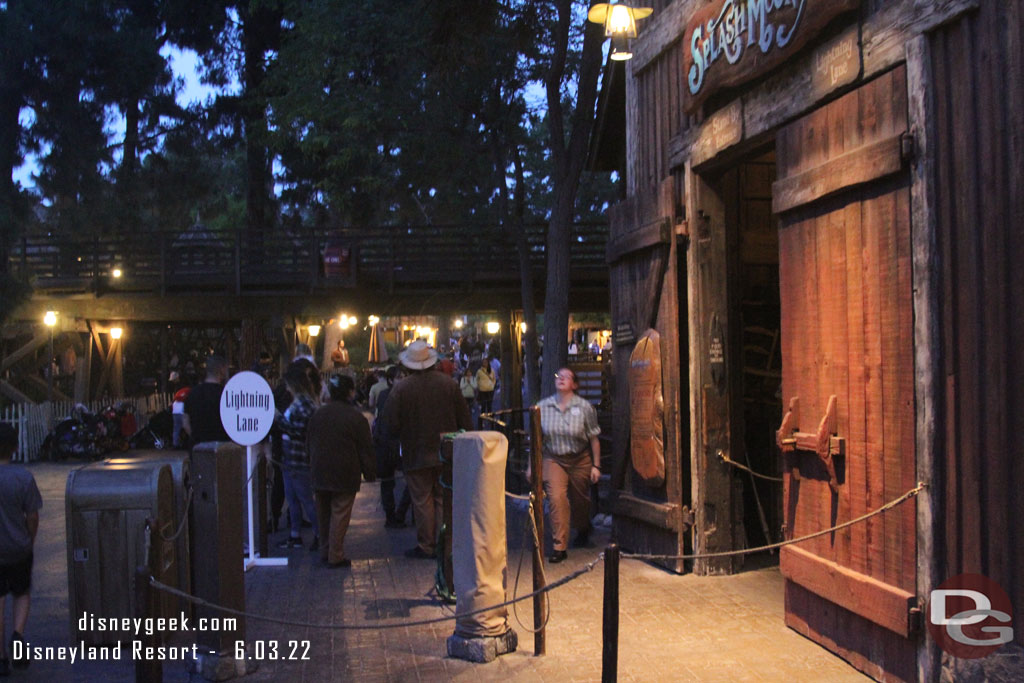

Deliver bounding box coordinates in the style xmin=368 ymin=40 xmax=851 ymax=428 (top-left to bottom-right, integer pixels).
xmin=9 ymin=460 xmax=868 ymax=682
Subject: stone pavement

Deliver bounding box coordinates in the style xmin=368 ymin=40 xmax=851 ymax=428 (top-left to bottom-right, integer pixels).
xmin=15 ymin=461 xmax=868 ymax=682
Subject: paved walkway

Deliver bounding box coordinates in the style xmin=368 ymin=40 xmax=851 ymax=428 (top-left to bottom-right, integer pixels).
xmin=16 ymin=461 xmax=867 ymax=682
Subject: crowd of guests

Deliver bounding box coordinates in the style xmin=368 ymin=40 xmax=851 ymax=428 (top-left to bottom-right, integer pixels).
xmin=158 ymin=332 xmax=599 ymax=568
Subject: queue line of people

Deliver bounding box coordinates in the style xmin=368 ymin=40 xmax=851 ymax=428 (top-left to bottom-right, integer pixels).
xmin=178 ymin=340 xmax=598 ymax=567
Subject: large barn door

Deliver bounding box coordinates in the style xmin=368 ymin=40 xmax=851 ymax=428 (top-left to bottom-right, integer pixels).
xmin=773 ymin=66 xmax=918 ymax=681
xmin=607 ymin=177 xmax=689 ymax=573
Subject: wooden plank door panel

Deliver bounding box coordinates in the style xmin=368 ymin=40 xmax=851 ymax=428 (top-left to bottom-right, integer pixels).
xmin=774 ymin=66 xmax=918 ymax=682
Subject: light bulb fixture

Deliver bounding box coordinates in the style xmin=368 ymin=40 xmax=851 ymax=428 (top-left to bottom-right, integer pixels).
xmin=44 ymin=311 xmax=57 ymax=327
xmin=111 ymin=267 xmax=123 ymax=278
xmin=308 ymin=324 xmax=321 ymax=337
xmin=520 ymin=322 xmax=528 ymax=333
xmin=486 ymin=321 xmax=500 ymax=335
xmin=453 ymin=319 xmax=464 ymax=329
xmin=110 ymin=327 xmax=123 ymax=340
xmin=587 ymin=1 xmax=652 ymax=62
xmin=339 ymin=316 xmax=350 ymax=330
xmin=368 ymin=315 xmax=380 ymax=326
xmin=348 ymin=315 xmax=358 ymax=326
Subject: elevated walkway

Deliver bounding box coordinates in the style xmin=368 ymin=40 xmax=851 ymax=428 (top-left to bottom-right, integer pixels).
xmin=8 ymin=223 xmax=609 ymax=321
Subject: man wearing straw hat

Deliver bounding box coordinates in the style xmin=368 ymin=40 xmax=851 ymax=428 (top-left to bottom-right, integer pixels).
xmin=382 ymin=341 xmax=472 ymax=559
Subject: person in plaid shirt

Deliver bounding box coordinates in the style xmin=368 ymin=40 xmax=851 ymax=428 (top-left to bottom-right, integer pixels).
xmin=537 ymin=367 xmax=601 ymax=564
xmin=274 ymin=363 xmax=321 ymax=550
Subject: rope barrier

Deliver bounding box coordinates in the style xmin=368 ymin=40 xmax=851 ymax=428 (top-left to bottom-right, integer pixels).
xmin=622 ymin=482 xmax=926 ymax=562
xmin=146 ymin=483 xmax=924 ymax=633
xmin=510 ymin=497 xmax=551 ymax=634
xmin=160 ymin=487 xmax=194 ymax=542
xmin=149 ymin=554 xmax=601 ymax=631
xmin=716 ymin=450 xmax=783 ymax=482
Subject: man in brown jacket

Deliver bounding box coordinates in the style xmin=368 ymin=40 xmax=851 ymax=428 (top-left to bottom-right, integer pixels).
xmin=382 ymin=341 xmax=472 ymax=558
xmin=307 ymin=374 xmax=376 ymax=567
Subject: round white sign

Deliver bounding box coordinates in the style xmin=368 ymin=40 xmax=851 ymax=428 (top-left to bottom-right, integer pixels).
xmin=219 ymin=371 xmax=275 ymax=446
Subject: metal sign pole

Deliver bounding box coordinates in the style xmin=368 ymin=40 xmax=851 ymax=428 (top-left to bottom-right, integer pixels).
xmin=242 ymin=444 xmax=286 ymax=573
xmin=245 ymin=444 xmax=287 ymax=570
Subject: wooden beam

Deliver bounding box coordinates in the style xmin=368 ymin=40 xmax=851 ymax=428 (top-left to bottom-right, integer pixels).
xmin=74 ymin=340 xmax=91 ymax=403
xmin=612 ymin=493 xmax=683 ymax=531
xmin=907 ymin=33 xmax=942 ymax=683
xmin=0 ymin=380 xmax=33 ymax=404
xmin=772 ymin=135 xmax=906 ymax=214
xmin=781 ymin=545 xmax=917 ymax=637
xmin=21 ymin=374 xmax=71 ymax=402
xmin=0 ymin=331 xmax=51 ymax=373
xmin=11 ymin=284 xmax=610 ymax=323
xmin=606 ymin=218 xmax=670 ymax=263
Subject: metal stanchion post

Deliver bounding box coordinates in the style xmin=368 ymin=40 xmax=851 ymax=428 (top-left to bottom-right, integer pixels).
xmin=529 ymin=405 xmax=546 ymax=655
xmin=602 ymin=543 xmax=619 ymax=683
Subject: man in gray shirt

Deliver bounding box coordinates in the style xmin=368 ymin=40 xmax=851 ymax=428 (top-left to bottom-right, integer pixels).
xmin=0 ymin=424 xmax=42 ymax=673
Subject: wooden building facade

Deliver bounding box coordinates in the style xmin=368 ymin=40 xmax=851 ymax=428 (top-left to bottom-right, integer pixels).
xmin=604 ymin=1 xmax=1022 ymax=680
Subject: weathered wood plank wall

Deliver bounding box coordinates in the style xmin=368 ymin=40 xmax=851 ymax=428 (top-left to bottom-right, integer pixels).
xmin=929 ymin=1 xmax=1024 ymax=653
xmin=628 ymin=37 xmax=691 ymax=195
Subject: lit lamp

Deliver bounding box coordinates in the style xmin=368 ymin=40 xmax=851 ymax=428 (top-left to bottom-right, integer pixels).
xmin=111 ymin=267 xmax=123 ymax=279
xmin=307 ymin=324 xmax=321 ymax=337
xmin=587 ymin=1 xmax=653 ymax=61
xmin=110 ymin=327 xmax=123 ymax=340
xmin=368 ymin=315 xmax=380 ymax=326
xmin=486 ymin=321 xmax=500 ymax=336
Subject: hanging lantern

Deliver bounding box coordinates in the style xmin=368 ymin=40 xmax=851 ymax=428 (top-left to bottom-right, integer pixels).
xmin=587 ymin=1 xmax=653 ymax=61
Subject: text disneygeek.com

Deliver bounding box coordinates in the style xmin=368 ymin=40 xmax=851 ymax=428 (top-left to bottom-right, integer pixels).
xmin=11 ymin=611 xmax=242 ymax=663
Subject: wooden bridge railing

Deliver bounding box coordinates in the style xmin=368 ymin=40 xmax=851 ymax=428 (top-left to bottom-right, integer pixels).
xmin=12 ymin=222 xmax=608 ymax=295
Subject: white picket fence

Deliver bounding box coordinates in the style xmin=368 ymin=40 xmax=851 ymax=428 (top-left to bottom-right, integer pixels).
xmin=0 ymin=394 xmax=172 ymax=463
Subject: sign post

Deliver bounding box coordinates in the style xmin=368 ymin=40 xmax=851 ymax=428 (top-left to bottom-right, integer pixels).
xmin=220 ymin=371 xmax=288 ymax=570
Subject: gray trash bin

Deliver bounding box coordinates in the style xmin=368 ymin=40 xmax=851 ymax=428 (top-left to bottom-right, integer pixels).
xmin=66 ymin=460 xmax=178 ymax=646
xmin=105 ymin=450 xmax=192 ymax=618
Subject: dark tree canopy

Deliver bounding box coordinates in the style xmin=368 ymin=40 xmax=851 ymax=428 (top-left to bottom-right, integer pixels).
xmin=1 ymin=0 xmax=618 ymax=348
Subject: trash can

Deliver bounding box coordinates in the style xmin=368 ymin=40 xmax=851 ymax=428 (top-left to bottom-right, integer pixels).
xmin=105 ymin=450 xmax=192 ymax=618
xmin=66 ymin=461 xmax=177 ymax=646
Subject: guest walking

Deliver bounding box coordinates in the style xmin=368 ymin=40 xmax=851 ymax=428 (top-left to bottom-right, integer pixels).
xmin=537 ymin=368 xmax=601 ymax=563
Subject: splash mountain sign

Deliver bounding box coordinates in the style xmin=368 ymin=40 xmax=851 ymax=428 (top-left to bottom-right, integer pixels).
xmin=683 ymin=0 xmax=859 ymax=113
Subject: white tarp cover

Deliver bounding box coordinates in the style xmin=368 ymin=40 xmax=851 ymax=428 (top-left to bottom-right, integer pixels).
xmin=452 ymin=431 xmax=510 ymax=637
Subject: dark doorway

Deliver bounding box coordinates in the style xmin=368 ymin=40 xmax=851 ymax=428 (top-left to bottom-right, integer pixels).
xmin=721 ymin=149 xmax=784 ymax=554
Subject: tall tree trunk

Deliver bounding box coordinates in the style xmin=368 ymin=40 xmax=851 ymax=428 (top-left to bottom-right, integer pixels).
xmin=241 ymin=5 xmax=278 ymax=263
xmin=540 ymin=0 xmax=604 ymax=397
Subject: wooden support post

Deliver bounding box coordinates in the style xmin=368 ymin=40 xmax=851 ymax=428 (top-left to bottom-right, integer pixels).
xmin=529 ymin=405 xmax=546 ymax=655
xmin=75 ymin=332 xmax=92 ymax=403
xmin=111 ymin=340 xmax=124 ymax=398
xmin=602 ymin=543 xmax=620 ymax=683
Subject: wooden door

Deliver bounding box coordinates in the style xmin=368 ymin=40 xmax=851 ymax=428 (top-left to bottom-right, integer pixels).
xmin=607 ymin=178 xmax=689 ymax=573
xmin=773 ymin=66 xmax=918 ymax=682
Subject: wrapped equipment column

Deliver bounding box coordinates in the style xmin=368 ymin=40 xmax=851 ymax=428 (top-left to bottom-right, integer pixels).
xmin=451 ymin=431 xmax=517 ymax=646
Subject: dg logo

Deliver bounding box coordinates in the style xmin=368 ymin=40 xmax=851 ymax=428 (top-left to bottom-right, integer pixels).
xmin=928 ymin=573 xmax=1014 ymax=659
